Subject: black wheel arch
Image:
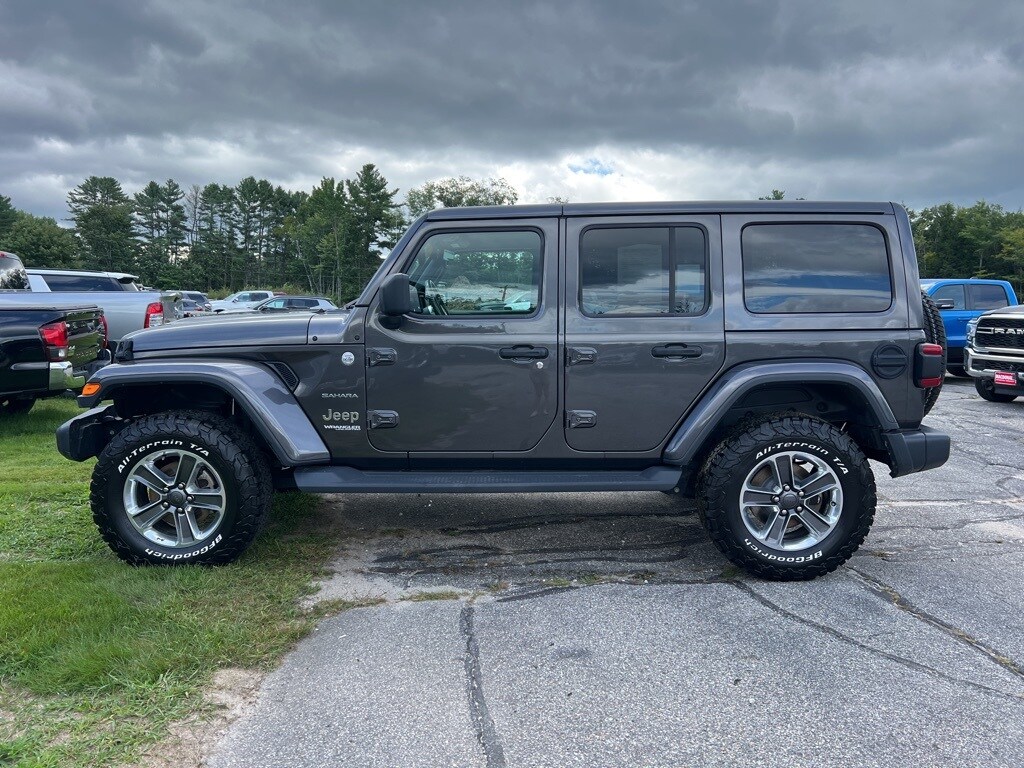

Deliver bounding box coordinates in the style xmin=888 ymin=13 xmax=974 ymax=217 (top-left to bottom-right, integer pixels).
xmin=75 ymin=359 xmax=329 ymax=467
xmin=663 ymin=360 xmax=901 ymax=495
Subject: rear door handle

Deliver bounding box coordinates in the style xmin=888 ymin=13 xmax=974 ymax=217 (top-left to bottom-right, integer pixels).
xmin=651 ymin=344 xmax=702 ymax=359
xmin=499 ymin=345 xmax=549 ymax=360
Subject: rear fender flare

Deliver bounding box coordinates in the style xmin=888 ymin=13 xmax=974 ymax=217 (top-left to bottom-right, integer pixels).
xmin=79 ymin=359 xmax=329 ymax=466
xmin=662 ymin=360 xmax=899 ymax=467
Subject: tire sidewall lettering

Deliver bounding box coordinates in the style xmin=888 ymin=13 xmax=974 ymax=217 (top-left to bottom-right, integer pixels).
xmin=145 ymin=533 xmax=223 ymax=560
xmin=753 ymin=441 xmax=848 ymax=475
xmin=743 ymin=537 xmax=824 ymax=563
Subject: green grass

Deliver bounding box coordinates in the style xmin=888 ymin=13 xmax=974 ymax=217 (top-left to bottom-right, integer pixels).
xmin=0 ymin=399 xmax=347 ymax=767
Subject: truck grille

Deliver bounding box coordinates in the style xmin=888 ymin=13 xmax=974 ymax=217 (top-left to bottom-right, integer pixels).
xmin=975 ymin=317 xmax=1024 ymax=350
xmin=976 ymin=359 xmax=1024 ymax=374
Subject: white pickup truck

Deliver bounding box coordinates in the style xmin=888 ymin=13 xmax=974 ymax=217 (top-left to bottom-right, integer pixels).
xmin=0 ymin=253 xmax=181 ymax=342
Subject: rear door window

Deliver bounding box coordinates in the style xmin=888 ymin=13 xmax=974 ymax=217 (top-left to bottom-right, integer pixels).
xmin=968 ymin=284 xmax=1010 ymax=310
xmin=742 ymin=223 xmax=892 ymax=313
xmin=579 ymin=226 xmax=707 ymax=316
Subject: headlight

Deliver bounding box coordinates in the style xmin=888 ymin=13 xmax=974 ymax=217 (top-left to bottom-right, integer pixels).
xmin=967 ymin=318 xmax=979 ymax=345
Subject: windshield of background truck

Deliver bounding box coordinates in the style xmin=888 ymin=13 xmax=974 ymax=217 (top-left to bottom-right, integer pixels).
xmin=0 ymin=254 xmax=28 ymax=290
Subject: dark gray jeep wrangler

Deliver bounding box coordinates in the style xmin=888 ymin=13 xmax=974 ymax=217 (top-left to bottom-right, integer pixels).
xmin=58 ymin=201 xmax=950 ymax=580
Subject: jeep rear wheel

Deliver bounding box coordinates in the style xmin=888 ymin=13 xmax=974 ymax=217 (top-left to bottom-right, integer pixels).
xmin=91 ymin=410 xmax=272 ymax=565
xmin=696 ymin=414 xmax=875 ymax=580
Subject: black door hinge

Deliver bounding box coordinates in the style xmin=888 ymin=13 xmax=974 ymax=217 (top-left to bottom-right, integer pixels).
xmin=566 ymin=410 xmax=598 ymax=428
xmin=567 ymin=347 xmax=597 ymax=366
xmin=367 ymin=348 xmax=397 ymax=366
xmin=367 ymin=410 xmax=400 ymax=429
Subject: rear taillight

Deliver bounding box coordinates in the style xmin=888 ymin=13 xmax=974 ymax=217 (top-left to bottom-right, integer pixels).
xmin=99 ymin=314 xmax=109 ymax=348
xmin=144 ymin=301 xmax=164 ymax=328
xmin=39 ymin=320 xmax=69 ymax=361
xmin=916 ymin=343 xmax=944 ymax=388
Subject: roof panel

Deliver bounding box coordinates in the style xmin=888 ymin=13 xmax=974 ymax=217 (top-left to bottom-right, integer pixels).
xmin=424 ymin=201 xmax=894 ymax=220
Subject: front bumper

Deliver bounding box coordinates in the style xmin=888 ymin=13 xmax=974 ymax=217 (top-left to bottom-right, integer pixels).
xmin=965 ymin=348 xmax=1024 ymax=394
xmin=56 ymin=404 xmax=120 ymax=461
xmin=882 ymin=425 xmax=951 ymax=478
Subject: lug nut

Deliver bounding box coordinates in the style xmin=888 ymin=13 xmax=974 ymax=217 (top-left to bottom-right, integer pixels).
xmin=783 ymin=485 xmax=790 ymax=491
xmin=178 ymin=483 xmax=185 ymax=489
xmin=796 ymin=506 xmax=803 ymax=512
xmin=187 ymin=495 xmax=194 ymax=502
xmin=772 ymin=496 xmax=779 ymax=503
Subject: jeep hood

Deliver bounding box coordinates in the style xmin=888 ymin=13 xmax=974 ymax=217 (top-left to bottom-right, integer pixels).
xmin=122 ymin=311 xmax=350 ymax=352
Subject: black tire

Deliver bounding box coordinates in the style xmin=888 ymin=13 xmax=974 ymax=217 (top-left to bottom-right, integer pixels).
xmin=921 ymin=291 xmax=946 ymax=415
xmin=975 ymin=378 xmax=1018 ymax=403
xmin=946 ymin=365 xmax=968 ymax=378
xmin=91 ymin=410 xmax=272 ymax=565
xmin=0 ymin=396 xmax=35 ymax=415
xmin=696 ymin=414 xmax=876 ymax=581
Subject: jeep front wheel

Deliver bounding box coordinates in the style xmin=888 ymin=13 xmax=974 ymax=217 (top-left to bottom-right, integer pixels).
xmin=91 ymin=410 xmax=272 ymax=565
xmin=696 ymin=414 xmax=875 ymax=580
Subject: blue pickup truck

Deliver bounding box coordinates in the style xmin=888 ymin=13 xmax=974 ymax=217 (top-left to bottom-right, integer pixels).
xmin=921 ymin=279 xmax=1018 ymax=375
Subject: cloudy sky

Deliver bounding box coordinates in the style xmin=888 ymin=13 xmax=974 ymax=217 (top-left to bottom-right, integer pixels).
xmin=2 ymin=0 xmax=1023 ymax=220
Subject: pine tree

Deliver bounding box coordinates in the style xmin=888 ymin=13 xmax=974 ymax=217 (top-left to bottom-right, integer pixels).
xmin=67 ymin=177 xmax=136 ymax=273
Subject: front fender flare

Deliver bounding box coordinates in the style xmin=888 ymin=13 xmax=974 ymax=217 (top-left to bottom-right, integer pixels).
xmin=78 ymin=359 xmax=329 ymax=466
xmin=662 ymin=360 xmax=899 ymax=467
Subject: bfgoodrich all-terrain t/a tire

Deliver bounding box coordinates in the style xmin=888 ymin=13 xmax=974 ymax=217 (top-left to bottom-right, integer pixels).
xmin=696 ymin=414 xmax=876 ymax=581
xmin=91 ymin=410 xmax=272 ymax=565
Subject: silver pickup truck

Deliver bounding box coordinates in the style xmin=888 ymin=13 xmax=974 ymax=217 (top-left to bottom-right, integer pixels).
xmin=0 ymin=253 xmax=181 ymax=342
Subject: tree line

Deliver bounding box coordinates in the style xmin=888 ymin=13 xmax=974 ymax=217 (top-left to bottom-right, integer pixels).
xmin=2 ymin=179 xmax=1023 ymax=300
xmin=0 ymin=169 xmax=518 ymax=302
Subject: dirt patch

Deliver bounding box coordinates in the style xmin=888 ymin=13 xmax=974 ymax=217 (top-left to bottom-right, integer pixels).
xmin=135 ymin=668 xmax=262 ymax=768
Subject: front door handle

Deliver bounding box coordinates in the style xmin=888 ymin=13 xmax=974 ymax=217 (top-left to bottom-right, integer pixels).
xmin=651 ymin=343 xmax=702 ymax=359
xmin=499 ymin=345 xmax=549 ymax=360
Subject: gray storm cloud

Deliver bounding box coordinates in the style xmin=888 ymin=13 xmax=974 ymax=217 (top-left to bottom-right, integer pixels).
xmin=1 ymin=0 xmax=1022 ymax=218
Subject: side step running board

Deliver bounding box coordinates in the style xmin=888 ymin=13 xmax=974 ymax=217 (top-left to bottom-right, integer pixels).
xmin=292 ymin=465 xmax=682 ymax=494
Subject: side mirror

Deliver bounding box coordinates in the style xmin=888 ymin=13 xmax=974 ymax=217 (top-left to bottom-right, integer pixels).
xmin=934 ymin=298 xmax=955 ymax=310
xmin=380 ymin=273 xmax=412 ymax=316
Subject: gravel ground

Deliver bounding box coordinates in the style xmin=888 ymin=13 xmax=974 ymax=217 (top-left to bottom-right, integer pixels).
xmin=209 ymin=378 xmax=1024 ymax=768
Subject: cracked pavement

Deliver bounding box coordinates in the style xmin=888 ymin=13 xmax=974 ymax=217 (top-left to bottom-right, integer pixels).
xmin=208 ymin=378 xmax=1024 ymax=768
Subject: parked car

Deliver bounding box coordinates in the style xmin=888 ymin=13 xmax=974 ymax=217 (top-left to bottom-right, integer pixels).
xmin=965 ymin=304 xmax=1024 ymax=402
xmin=1 ymin=302 xmax=107 ymax=415
xmin=0 ymin=254 xmax=182 ymax=342
xmin=920 ymin=279 xmax=1018 ymax=376
xmin=59 ymin=200 xmax=950 ymax=580
xmin=210 ymin=291 xmax=275 ymax=313
xmin=244 ymin=296 xmax=338 ymax=314
xmin=175 ymin=291 xmax=213 ymax=317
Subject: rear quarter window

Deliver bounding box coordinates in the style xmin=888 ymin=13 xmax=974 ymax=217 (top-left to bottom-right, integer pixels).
xmin=742 ymin=223 xmax=893 ymax=314
xmin=40 ymin=273 xmax=121 ymax=291
xmin=968 ymin=284 xmax=1010 ymax=310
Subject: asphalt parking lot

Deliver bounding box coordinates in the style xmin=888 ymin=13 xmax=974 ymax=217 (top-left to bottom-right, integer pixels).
xmin=209 ymin=377 xmax=1024 ymax=768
